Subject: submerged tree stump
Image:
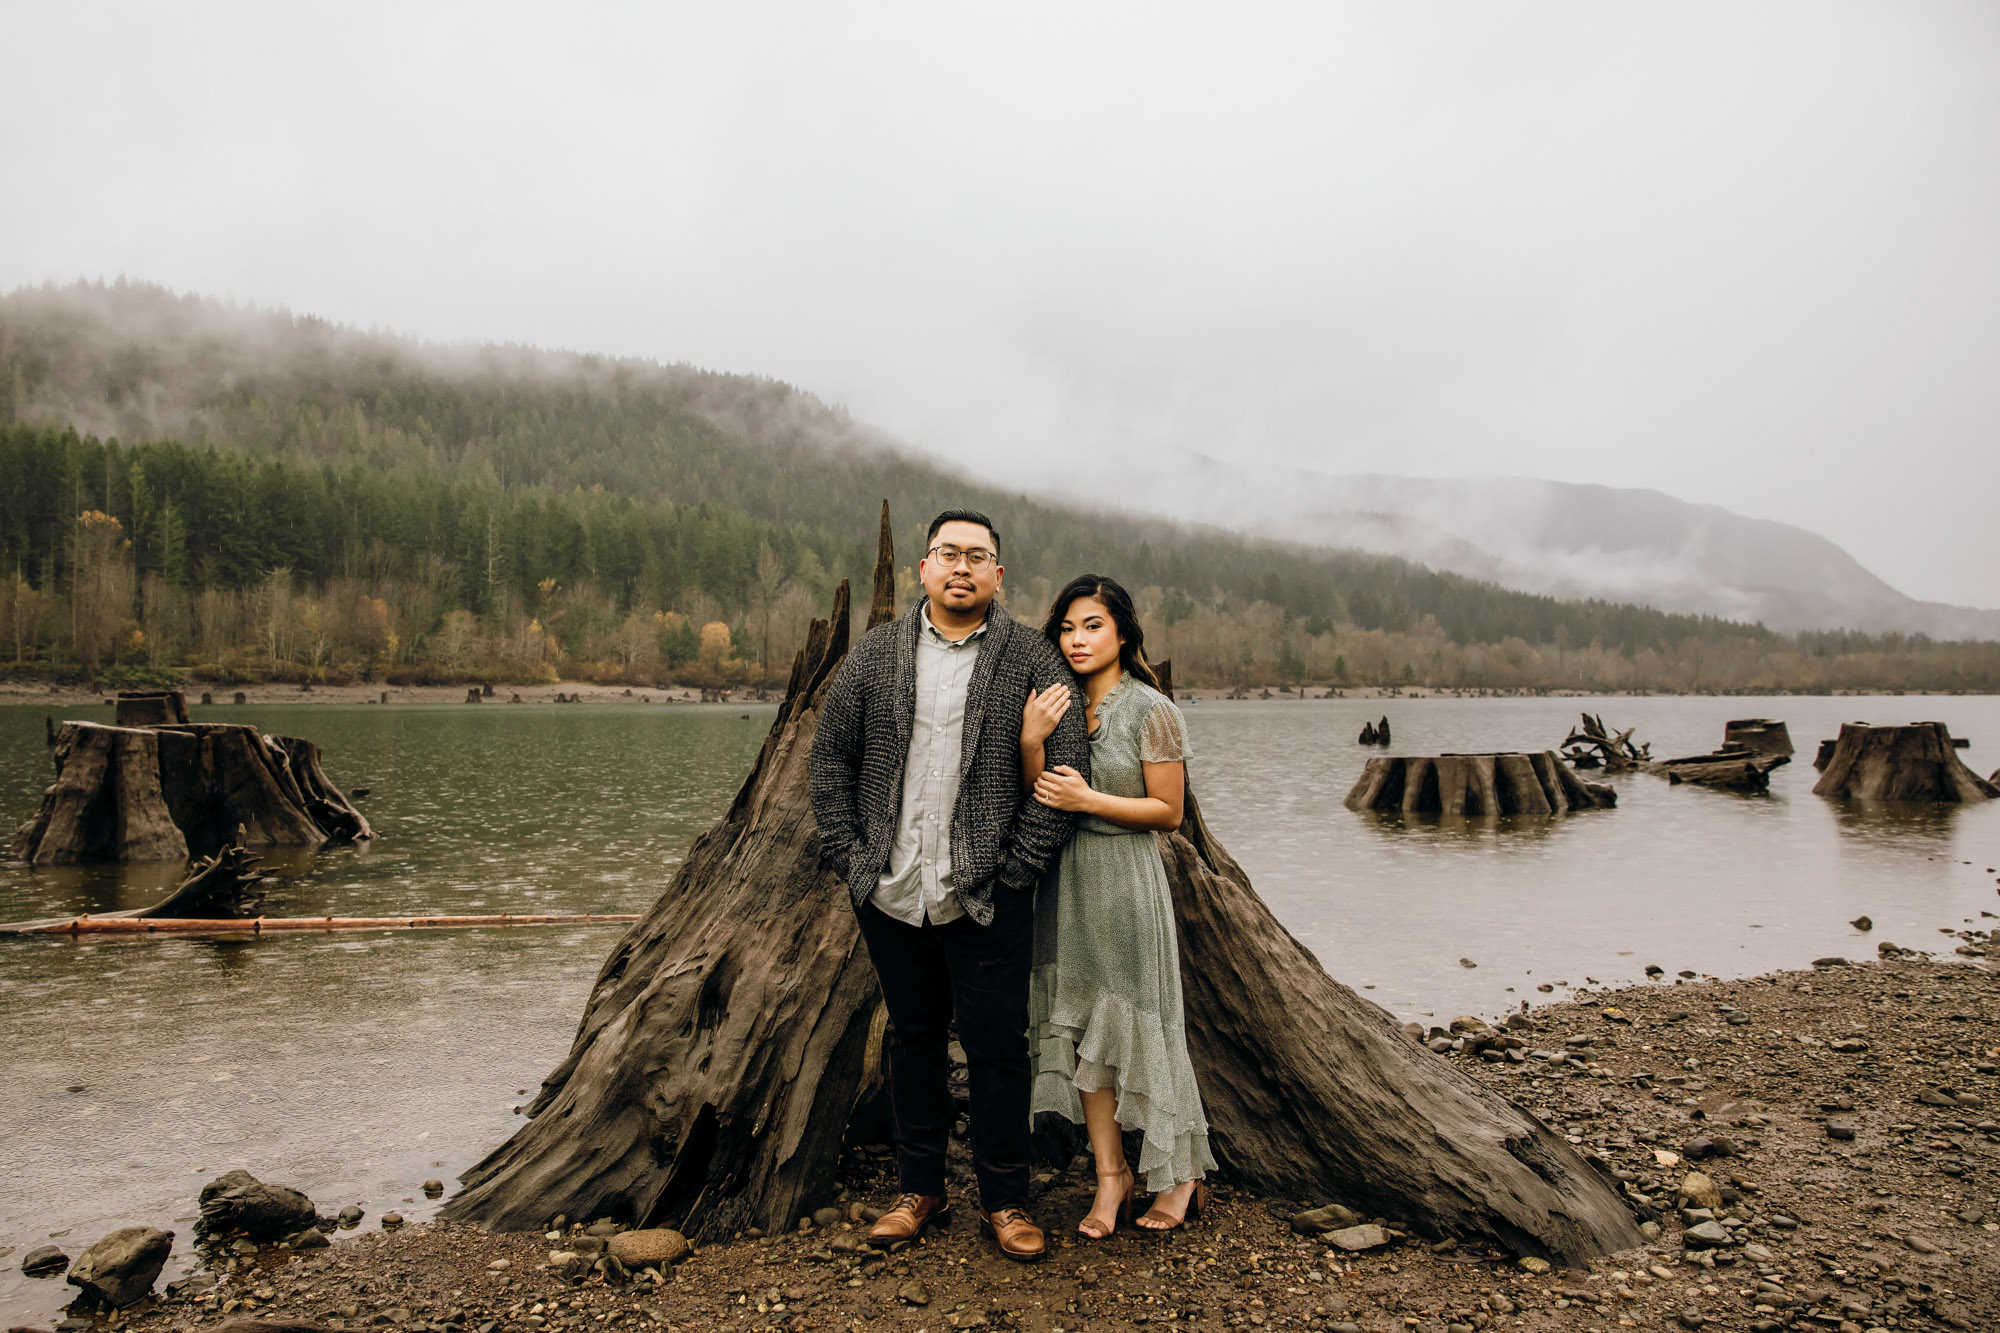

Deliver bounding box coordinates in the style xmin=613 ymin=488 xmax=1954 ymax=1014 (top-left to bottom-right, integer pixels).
xmin=1346 ymin=753 xmax=1616 ymax=815
xmin=1639 ymin=720 xmax=1791 ymax=792
xmin=9 ymin=722 xmax=371 ymax=863
xmin=445 ymin=503 xmax=1642 ymax=1264
xmin=1811 ymin=723 xmax=1998 ymax=802
xmin=115 ymin=691 xmax=190 ymax=728
xmin=272 ymin=737 xmax=374 ymax=843
xmin=10 ymin=724 xmax=193 ymax=862
xmin=1723 ymin=718 xmax=1793 ymax=760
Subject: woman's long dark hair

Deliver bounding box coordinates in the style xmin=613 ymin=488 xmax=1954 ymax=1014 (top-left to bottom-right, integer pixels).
xmin=1042 ymin=574 xmax=1163 ymax=691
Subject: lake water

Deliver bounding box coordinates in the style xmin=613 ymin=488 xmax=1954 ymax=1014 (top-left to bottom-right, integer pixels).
xmin=3 ymin=694 xmax=1998 ymax=1320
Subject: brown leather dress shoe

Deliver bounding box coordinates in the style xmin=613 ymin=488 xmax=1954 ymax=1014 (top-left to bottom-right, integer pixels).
xmin=868 ymin=1193 xmax=950 ymax=1245
xmin=978 ymin=1206 xmax=1047 ymax=1262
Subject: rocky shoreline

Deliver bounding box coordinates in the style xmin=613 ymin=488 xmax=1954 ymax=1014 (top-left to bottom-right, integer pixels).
xmin=8 ymin=959 xmax=1994 ymax=1333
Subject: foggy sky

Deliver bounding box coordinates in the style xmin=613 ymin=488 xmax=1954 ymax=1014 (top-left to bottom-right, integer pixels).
xmin=4 ymin=2 xmax=1997 ymax=607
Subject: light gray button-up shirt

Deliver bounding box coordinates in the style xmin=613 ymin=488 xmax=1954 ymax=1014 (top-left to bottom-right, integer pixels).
xmin=869 ymin=606 xmax=989 ymax=926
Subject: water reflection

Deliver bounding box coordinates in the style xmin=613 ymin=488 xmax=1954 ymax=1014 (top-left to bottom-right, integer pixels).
xmin=15 ymin=846 xmax=328 ymax=918
xmin=1669 ymin=781 xmax=1779 ymax=805
xmin=1350 ymin=809 xmax=1575 ymax=846
xmin=1826 ymin=800 xmax=1970 ymax=850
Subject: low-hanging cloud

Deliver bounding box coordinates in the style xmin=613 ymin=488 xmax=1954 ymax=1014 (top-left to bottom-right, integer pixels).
xmin=1 ymin=2 xmax=1995 ymax=607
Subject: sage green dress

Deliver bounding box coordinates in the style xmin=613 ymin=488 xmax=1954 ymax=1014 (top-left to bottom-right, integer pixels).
xmin=1029 ymin=676 xmax=1216 ymax=1192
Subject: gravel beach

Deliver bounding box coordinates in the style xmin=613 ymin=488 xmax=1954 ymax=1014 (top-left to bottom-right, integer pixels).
xmin=17 ymin=957 xmax=1994 ymax=1333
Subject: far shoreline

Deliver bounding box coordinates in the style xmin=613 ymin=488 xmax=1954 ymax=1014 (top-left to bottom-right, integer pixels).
xmin=4 ymin=681 xmax=1997 ymax=709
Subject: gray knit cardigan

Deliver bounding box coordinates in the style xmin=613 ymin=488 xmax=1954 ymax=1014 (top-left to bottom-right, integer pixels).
xmin=808 ymin=597 xmax=1091 ymax=926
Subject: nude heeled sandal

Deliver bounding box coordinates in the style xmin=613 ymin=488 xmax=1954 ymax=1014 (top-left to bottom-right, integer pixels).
xmin=1136 ymin=1179 xmax=1209 ymax=1233
xmin=1077 ymin=1166 xmax=1136 ymax=1240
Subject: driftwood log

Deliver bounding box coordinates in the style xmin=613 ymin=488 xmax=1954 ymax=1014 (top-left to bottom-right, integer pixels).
xmin=1560 ymin=713 xmax=1649 ymax=771
xmin=9 ymin=722 xmax=371 ymax=863
xmin=4 ymin=912 xmax=641 ymax=937
xmin=0 ymin=830 xmax=268 ymax=934
xmin=1346 ymin=753 xmax=1616 ymax=815
xmin=1649 ymin=751 xmax=1787 ymax=791
xmin=1811 ymin=723 xmax=1998 ymax=802
xmin=444 ymin=502 xmax=1642 ymax=1264
xmin=136 ymin=834 xmax=267 ymax=917
xmin=0 ymin=819 xmax=627 ymax=936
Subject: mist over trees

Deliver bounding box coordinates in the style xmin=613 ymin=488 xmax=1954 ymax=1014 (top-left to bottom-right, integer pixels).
xmin=2 ymin=279 xmax=1994 ymax=694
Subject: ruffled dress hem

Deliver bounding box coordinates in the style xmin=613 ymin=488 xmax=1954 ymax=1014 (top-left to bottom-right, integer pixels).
xmin=1030 ymin=966 xmax=1216 ymax=1193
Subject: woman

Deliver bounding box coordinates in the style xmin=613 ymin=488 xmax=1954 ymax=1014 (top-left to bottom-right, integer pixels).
xmin=1019 ymin=574 xmax=1215 ymax=1238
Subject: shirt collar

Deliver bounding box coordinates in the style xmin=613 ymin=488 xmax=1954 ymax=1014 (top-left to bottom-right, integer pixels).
xmin=922 ymin=603 xmax=989 ymax=647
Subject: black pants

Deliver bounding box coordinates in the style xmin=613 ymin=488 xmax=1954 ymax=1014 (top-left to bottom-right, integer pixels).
xmin=854 ymin=887 xmax=1034 ymax=1212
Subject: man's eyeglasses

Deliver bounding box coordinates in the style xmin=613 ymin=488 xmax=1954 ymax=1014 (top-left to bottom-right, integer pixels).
xmin=927 ymin=544 xmax=998 ymax=571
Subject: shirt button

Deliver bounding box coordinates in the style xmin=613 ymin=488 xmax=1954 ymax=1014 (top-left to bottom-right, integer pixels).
xmin=924 ymin=858 xmax=934 ymax=866
xmin=931 ymin=769 xmax=940 ymax=777
xmin=927 ymin=813 xmax=936 ymax=821
xmin=935 ymin=725 xmax=943 ymax=733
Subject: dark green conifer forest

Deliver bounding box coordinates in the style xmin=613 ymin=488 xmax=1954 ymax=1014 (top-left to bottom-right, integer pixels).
xmin=2 ymin=280 xmax=1994 ymax=692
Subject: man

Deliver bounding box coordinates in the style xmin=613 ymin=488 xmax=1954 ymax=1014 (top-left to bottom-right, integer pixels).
xmin=809 ymin=508 xmax=1090 ymax=1262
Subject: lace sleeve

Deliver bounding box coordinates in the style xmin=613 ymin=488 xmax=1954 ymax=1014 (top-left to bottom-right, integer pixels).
xmin=1139 ymin=699 xmax=1191 ymax=763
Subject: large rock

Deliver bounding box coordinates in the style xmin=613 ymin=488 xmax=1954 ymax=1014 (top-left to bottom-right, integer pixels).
xmin=66 ymin=1227 xmax=173 ymax=1306
xmin=1682 ymin=1220 xmax=1732 ymax=1249
xmin=606 ymin=1228 xmax=689 ymax=1269
xmin=198 ymin=1170 xmax=317 ymax=1240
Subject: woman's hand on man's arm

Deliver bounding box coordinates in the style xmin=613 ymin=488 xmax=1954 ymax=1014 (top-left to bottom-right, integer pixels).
xmin=1019 ymin=683 xmax=1072 ymax=786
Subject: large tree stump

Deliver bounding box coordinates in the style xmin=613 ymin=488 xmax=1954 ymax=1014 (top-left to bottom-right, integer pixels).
xmin=9 ymin=722 xmax=370 ymax=863
xmin=444 ymin=505 xmax=1642 ymax=1264
xmin=442 ymin=525 xmax=891 ymax=1237
xmin=1165 ymin=790 xmax=1638 ymax=1259
xmin=9 ymin=724 xmax=191 ymax=862
xmin=1346 ymin=753 xmax=1616 ymax=814
xmin=1811 ymin=723 xmax=1998 ymax=802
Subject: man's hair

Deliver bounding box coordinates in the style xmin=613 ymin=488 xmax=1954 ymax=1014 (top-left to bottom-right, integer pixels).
xmin=926 ymin=508 xmax=1000 ymax=554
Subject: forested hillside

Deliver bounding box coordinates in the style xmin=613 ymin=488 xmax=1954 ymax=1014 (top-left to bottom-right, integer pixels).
xmin=2 ymin=279 xmax=1994 ymax=692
